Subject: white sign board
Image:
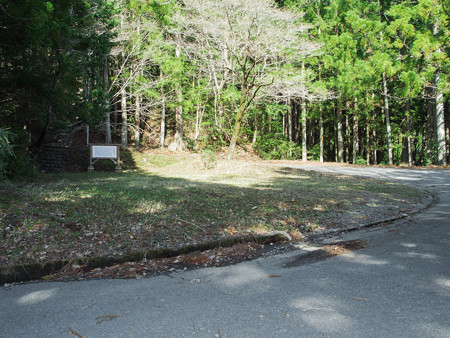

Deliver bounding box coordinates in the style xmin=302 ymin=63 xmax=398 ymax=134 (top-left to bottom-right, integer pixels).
xmin=88 ymin=144 xmax=121 ymax=172
xmin=92 ymin=145 xmax=118 ymax=159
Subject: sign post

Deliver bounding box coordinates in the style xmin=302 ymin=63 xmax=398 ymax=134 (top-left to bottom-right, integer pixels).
xmin=88 ymin=144 xmax=122 ymax=172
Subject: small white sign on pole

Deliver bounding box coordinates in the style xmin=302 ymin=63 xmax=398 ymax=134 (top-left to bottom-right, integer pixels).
xmin=88 ymin=144 xmax=121 ymax=172
xmin=92 ymin=145 xmax=117 ymax=159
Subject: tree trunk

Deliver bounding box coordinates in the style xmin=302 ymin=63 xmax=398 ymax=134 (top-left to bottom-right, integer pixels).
xmin=319 ymin=105 xmax=324 ymax=163
xmin=373 ymin=124 xmax=378 ymax=164
xmin=119 ymin=14 xmax=126 ymax=148
xmin=121 ymin=86 xmax=128 ymax=148
xmin=425 ymin=86 xmax=435 ymax=162
xmin=33 ymin=106 xmax=52 ymax=151
xmin=195 ymin=77 xmax=204 ymax=141
xmin=288 ymin=99 xmax=293 ymax=143
xmin=228 ymin=88 xmax=247 ymax=160
xmin=170 ymin=48 xmax=184 ymax=152
xmin=383 ymin=72 xmax=393 ymax=165
xmin=252 ymin=113 xmax=258 ymax=146
xmin=135 ymin=94 xmax=141 ymax=150
xmin=406 ymin=99 xmax=413 ymax=167
xmin=173 ymin=85 xmax=184 ymax=151
xmin=294 ymin=100 xmax=300 ymax=143
xmin=433 ymin=20 xmax=447 ymax=165
xmin=365 ymin=94 xmax=371 ymax=165
xmin=301 ymin=99 xmax=307 ymax=162
xmin=352 ymin=98 xmax=359 ymax=164
xmin=87 ymin=51 xmax=92 ymax=103
xmin=336 ymin=99 xmax=344 ymax=163
xmin=160 ymin=70 xmax=166 ymax=149
xmin=435 ymin=72 xmax=447 ymax=165
xmin=104 ymin=55 xmax=112 ymax=144
xmin=366 ymin=120 xmax=370 ymax=165
xmin=345 ymin=106 xmax=350 ymax=162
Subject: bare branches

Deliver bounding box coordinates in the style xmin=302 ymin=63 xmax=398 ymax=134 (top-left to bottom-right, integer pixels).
xmin=173 ymin=0 xmax=323 ymax=101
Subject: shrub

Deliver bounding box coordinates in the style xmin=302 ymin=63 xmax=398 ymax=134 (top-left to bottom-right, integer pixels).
xmin=0 ymin=128 xmax=36 ymax=179
xmin=254 ymin=135 xmax=301 ymax=160
xmin=355 ymin=156 xmax=367 ymax=165
xmin=200 ymin=126 xmax=229 ymax=151
xmin=0 ymin=128 xmax=15 ymax=178
xmin=201 ymin=149 xmax=217 ymax=169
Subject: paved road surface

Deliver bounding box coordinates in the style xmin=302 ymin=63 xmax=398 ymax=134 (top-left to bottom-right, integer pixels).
xmin=1 ymin=166 xmax=449 ymax=337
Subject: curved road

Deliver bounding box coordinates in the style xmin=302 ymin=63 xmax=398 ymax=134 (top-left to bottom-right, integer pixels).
xmin=1 ymin=166 xmax=449 ymax=337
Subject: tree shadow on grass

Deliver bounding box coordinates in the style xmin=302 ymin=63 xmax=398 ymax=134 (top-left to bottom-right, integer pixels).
xmin=0 ymin=165 xmax=426 ymax=282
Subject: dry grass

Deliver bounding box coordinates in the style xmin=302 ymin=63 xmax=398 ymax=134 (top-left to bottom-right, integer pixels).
xmin=0 ymin=150 xmax=426 ymax=269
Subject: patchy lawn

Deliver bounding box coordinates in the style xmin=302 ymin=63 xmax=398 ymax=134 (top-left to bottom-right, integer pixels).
xmin=0 ymin=151 xmax=427 ymax=279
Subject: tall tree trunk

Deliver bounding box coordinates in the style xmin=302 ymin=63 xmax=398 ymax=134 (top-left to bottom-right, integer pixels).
xmin=33 ymin=106 xmax=52 ymax=151
xmin=173 ymin=84 xmax=184 ymax=150
xmin=406 ymin=99 xmax=413 ymax=167
xmin=195 ymin=104 xmax=204 ymax=141
xmin=301 ymin=61 xmax=307 ymax=160
xmin=366 ymin=93 xmax=372 ymax=165
xmin=121 ymin=86 xmax=128 ymax=148
xmin=135 ymin=94 xmax=141 ymax=150
xmin=228 ymin=87 xmax=247 ymax=160
xmin=134 ymin=23 xmax=141 ymax=150
xmin=433 ymin=20 xmax=447 ymax=165
xmin=425 ymin=86 xmax=435 ymax=163
xmin=301 ymin=99 xmax=307 ymax=162
xmin=104 ymin=54 xmax=112 ymax=144
xmin=252 ymin=112 xmax=258 ymax=146
xmin=295 ymin=100 xmax=300 ymax=143
xmin=170 ymin=48 xmax=184 ymax=152
xmin=383 ymin=72 xmax=393 ymax=165
xmin=366 ymin=120 xmax=370 ymax=165
xmin=373 ymin=124 xmax=378 ymax=164
xmin=87 ymin=51 xmax=92 ymax=103
xmin=336 ymin=99 xmax=344 ymax=163
xmin=352 ymin=113 xmax=359 ymax=164
xmin=435 ymin=72 xmax=447 ymax=165
xmin=352 ymin=98 xmax=359 ymax=164
xmin=345 ymin=105 xmax=350 ymax=162
xmin=288 ymin=99 xmax=293 ymax=144
xmin=195 ymin=77 xmax=204 ymax=140
xmin=119 ymin=14 xmax=126 ymax=148
xmin=160 ymin=99 xmax=166 ymax=149
xmin=319 ymin=105 xmax=324 ymax=163
xmin=160 ymin=70 xmax=166 ymax=148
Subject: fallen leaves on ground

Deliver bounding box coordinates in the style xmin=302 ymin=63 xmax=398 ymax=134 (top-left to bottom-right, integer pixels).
xmin=45 ymin=242 xmax=262 ymax=281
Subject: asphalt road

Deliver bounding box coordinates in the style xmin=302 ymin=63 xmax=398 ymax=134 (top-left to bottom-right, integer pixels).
xmin=1 ymin=166 xmax=449 ymax=338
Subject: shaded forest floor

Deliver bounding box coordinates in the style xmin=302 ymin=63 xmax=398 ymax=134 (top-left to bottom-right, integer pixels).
xmin=0 ymin=150 xmax=430 ymax=282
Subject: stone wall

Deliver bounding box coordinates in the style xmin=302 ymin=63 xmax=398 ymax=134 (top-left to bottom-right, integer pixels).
xmin=37 ymin=123 xmax=89 ymax=173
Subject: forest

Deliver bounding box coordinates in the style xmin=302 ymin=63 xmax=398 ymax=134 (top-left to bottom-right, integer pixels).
xmin=1 ymin=0 xmax=449 ymax=178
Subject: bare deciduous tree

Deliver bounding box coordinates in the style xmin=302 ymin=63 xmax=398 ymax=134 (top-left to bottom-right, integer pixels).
xmin=175 ymin=0 xmax=322 ymax=159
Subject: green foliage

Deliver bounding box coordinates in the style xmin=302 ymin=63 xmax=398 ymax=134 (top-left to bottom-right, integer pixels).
xmin=265 ymin=103 xmax=290 ymax=118
xmin=308 ymin=143 xmax=321 ymax=161
xmin=1 ymin=0 xmax=448 ymax=171
xmin=0 ymin=0 xmax=115 ymax=149
xmin=200 ymin=149 xmax=218 ymax=169
xmin=0 ymin=128 xmax=35 ymax=179
xmin=0 ymin=129 xmax=15 ymax=177
xmin=255 ymin=135 xmax=302 ymax=160
xmin=199 ymin=125 xmax=230 ymax=151
xmin=355 ymin=156 xmax=367 ymax=165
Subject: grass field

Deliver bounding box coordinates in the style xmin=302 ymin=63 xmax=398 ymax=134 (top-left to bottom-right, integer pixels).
xmin=0 ymin=150 xmax=426 ymax=269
